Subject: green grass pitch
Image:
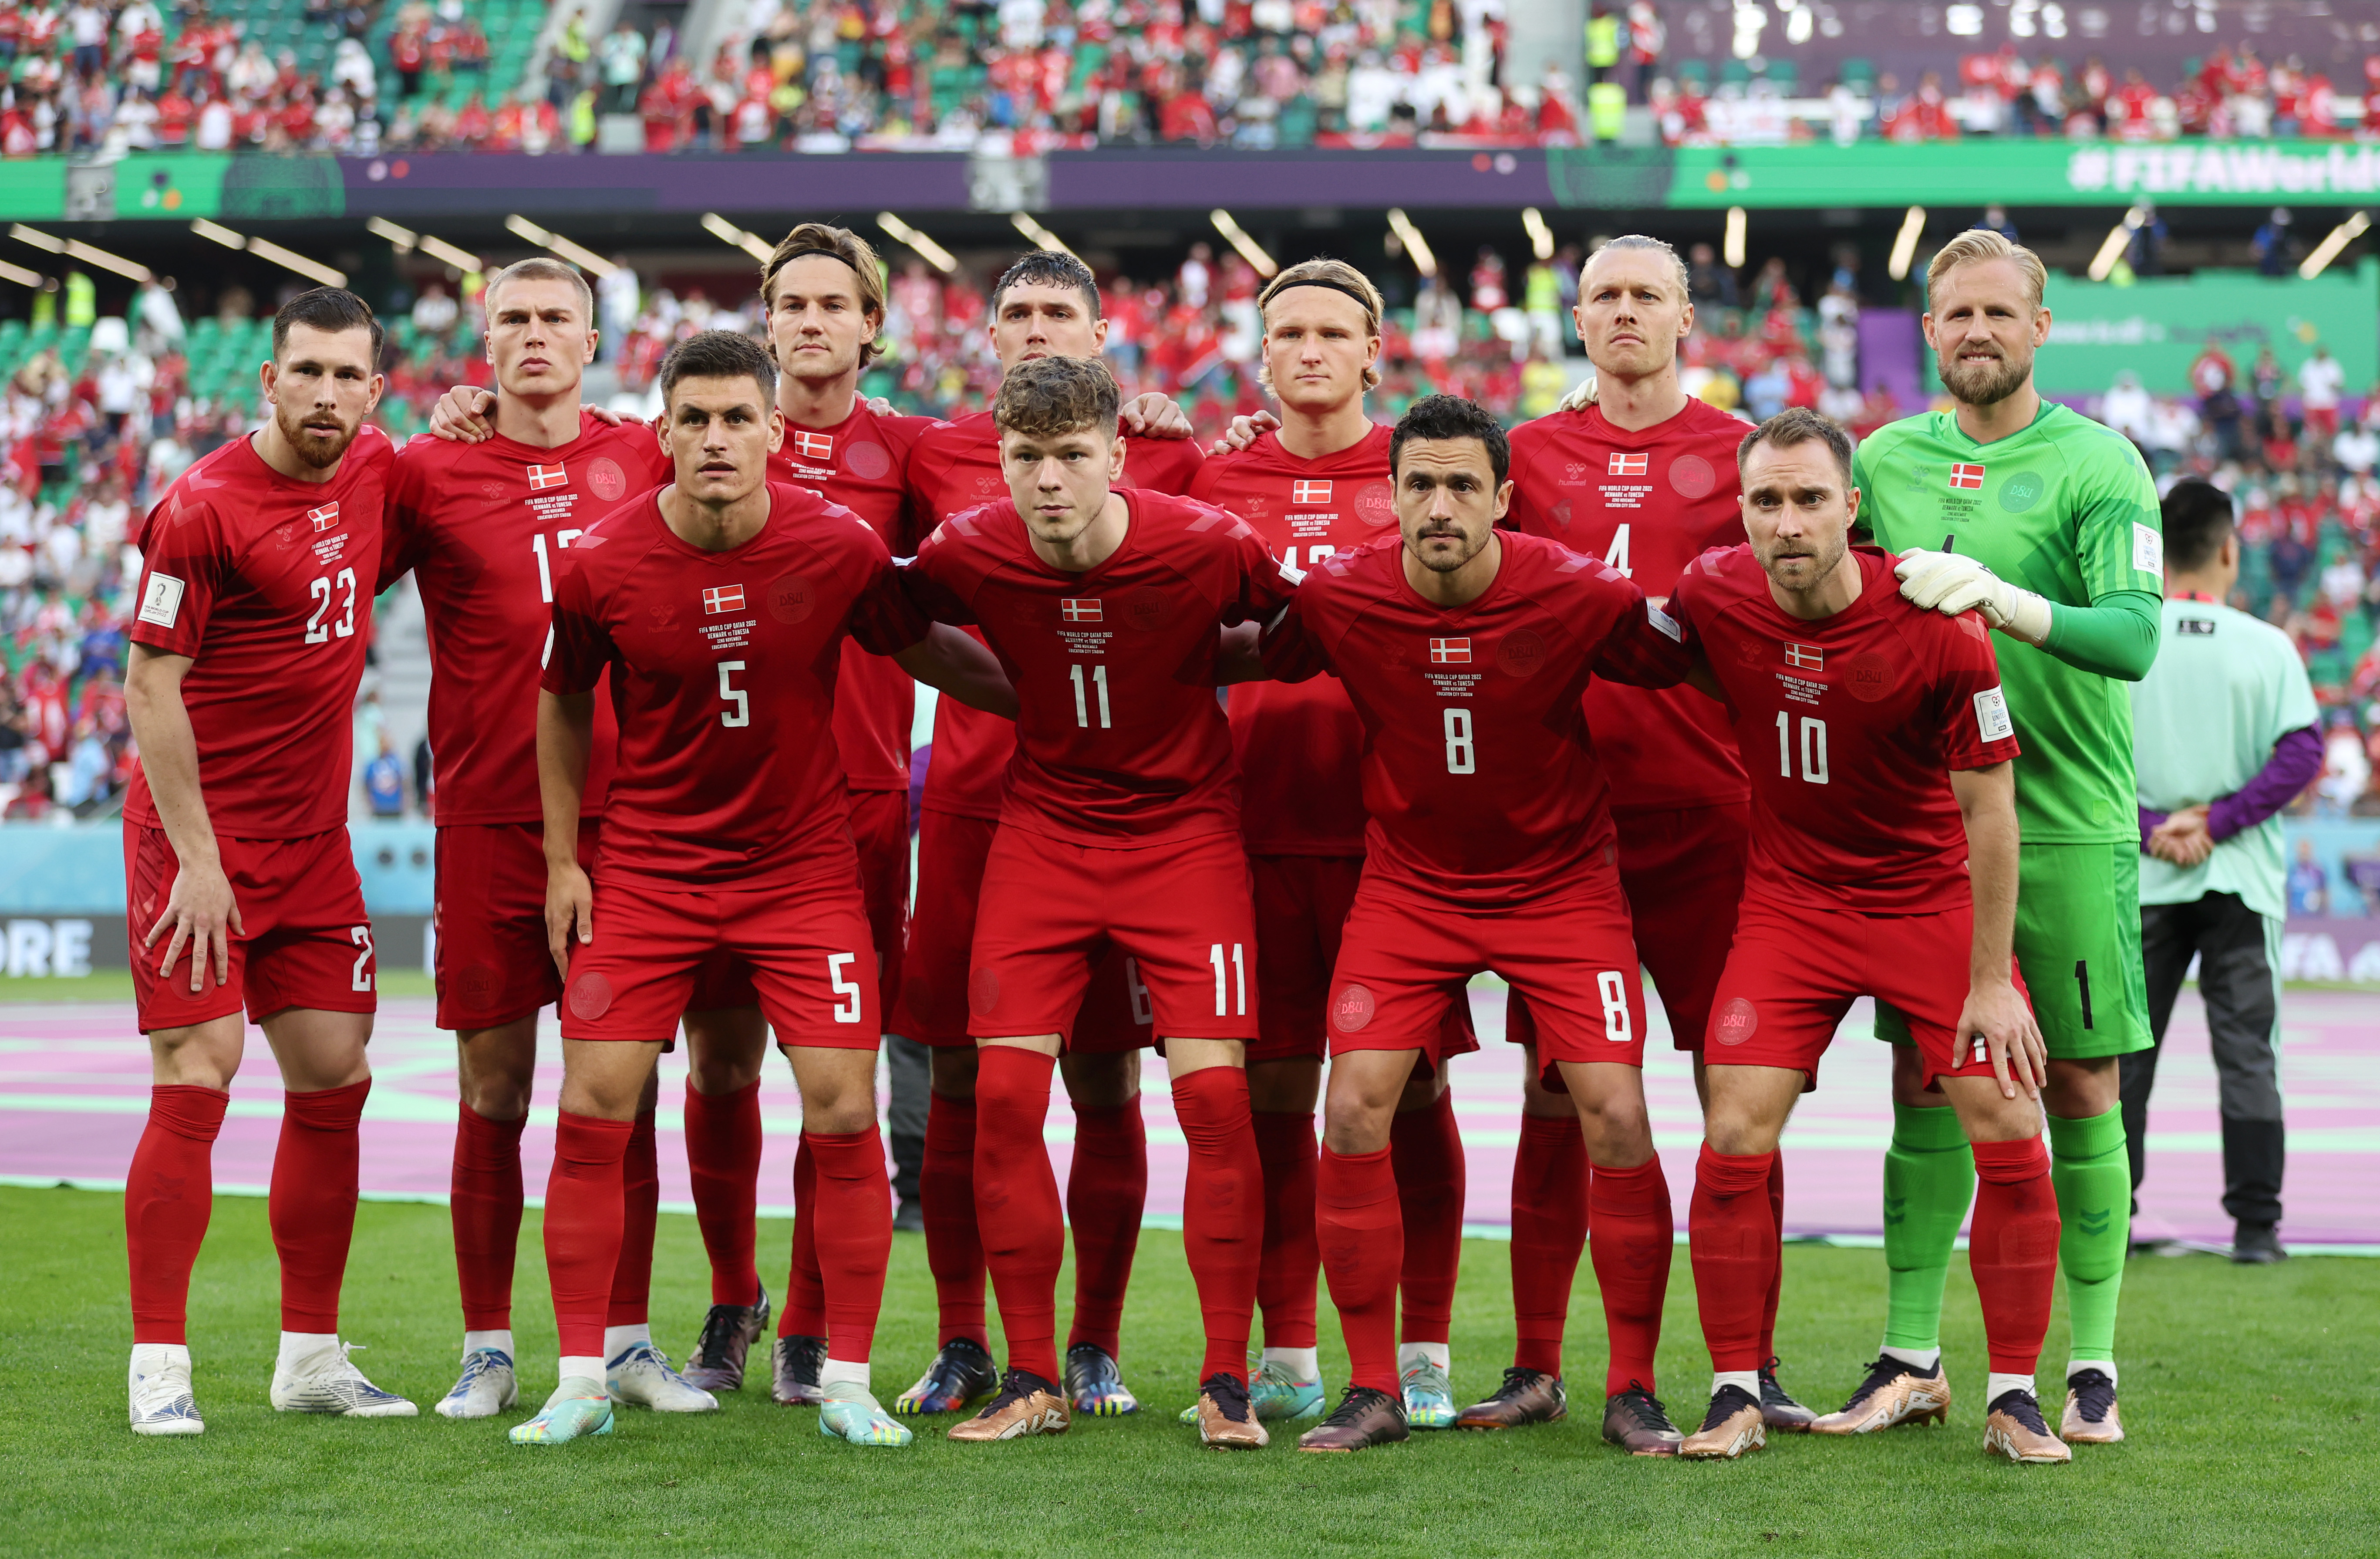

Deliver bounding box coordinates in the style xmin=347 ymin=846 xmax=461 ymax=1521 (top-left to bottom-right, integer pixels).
xmin=3 ymin=1186 xmax=2372 ymax=1558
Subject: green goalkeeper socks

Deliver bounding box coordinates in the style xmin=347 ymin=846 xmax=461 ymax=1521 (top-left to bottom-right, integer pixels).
xmin=1881 ymin=1102 xmax=1975 ymax=1353
xmin=2048 ymin=1106 xmax=2130 ymax=1365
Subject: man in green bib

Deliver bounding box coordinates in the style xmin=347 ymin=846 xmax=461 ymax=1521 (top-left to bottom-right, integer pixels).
xmin=1822 ymin=230 xmax=2161 ymax=1447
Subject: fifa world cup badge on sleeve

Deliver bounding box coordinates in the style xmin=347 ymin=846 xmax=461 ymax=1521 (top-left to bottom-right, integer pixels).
xmin=1972 ymin=686 xmax=2014 ymax=743
xmin=139 ymin=574 xmax=185 ymax=628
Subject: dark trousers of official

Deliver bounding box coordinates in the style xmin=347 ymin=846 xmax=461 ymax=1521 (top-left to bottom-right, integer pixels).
xmin=884 ymin=1032 xmax=930 ymax=1208
xmin=2127 ymin=891 xmax=2286 ymax=1228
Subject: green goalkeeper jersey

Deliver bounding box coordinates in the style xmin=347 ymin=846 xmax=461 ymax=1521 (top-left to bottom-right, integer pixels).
xmin=1852 ymin=401 xmax=2164 ymax=844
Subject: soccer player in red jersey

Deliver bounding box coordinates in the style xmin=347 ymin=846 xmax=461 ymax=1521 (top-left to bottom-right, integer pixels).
xmin=1187 ymin=258 xmax=1470 ymax=1429
xmin=1663 ymin=409 xmax=2066 ymax=1465
xmin=894 ymin=251 xmax=1208 ymax=1421
xmin=1491 ymin=234 xmax=1790 ymax=1448
xmin=121 ymin=289 xmax=413 ymax=1435
xmin=901 ymin=355 xmax=1295 ymax=1449
xmin=515 ymin=331 xmax=1013 ymax=1447
xmin=385 ymin=257 xmax=730 ymax=1423
xmin=1258 ymin=395 xmax=1690 ymax=1454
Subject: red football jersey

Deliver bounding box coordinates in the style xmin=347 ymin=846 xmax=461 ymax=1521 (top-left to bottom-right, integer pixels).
xmin=767 ymin=400 xmax=935 ymax=793
xmin=907 ymin=408 xmax=1206 ymax=820
xmin=1669 ymin=545 xmax=2022 ymax=914
xmin=1261 ymin=530 xmax=1689 ymax=907
xmin=381 ymin=415 xmax=670 ymax=824
xmin=125 ymin=427 xmax=394 ymax=839
xmin=1506 ymin=399 xmax=1750 ymax=813
xmin=1190 ymin=425 xmax=1395 ymax=857
xmin=542 ymin=483 xmax=930 ymax=890
xmin=903 ymin=488 xmax=1295 ymax=848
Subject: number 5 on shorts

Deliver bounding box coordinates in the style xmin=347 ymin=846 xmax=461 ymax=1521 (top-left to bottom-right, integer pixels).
xmin=828 ymin=953 xmax=862 ymax=1023
xmin=1597 ymin=969 xmax=1631 ymax=1042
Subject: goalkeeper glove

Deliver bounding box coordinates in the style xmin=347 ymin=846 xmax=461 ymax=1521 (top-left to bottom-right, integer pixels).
xmin=1892 ymin=547 xmax=2054 ymax=645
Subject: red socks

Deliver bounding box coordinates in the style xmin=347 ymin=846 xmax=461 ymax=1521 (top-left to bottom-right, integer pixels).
xmin=920 ymin=1091 xmax=988 ymax=1348
xmin=1064 ymin=1098 xmax=1146 ymax=1359
xmin=1688 ymin=1144 xmax=1776 ymax=1374
xmin=1969 ymin=1136 xmax=2060 ymax=1374
xmin=127 ymin=1084 xmax=227 ymax=1346
xmin=1316 ymin=1144 xmax=1402 ymax=1394
xmin=545 ymin=1110 xmax=633 ymax=1360
xmin=1759 ymin=1152 xmax=1785 ymax=1362
xmin=1251 ymin=1109 xmax=1320 ymax=1352
xmin=1590 ymin=1153 xmax=1675 ymax=1395
xmin=1508 ymin=1110 xmax=1589 ymax=1377
xmin=450 ymin=1101 xmax=527 ymax=1331
xmin=604 ymin=1107 xmax=657 ymax=1328
xmin=270 ymin=1079 xmax=369 ymax=1333
xmin=684 ymin=1078 xmax=764 ymax=1307
xmin=973 ymin=1046 xmax=1064 ymax=1384
xmin=1390 ymin=1088 xmax=1465 ymax=1346
xmin=780 ymin=1137 xmax=828 ymax=1338
xmin=1171 ymin=1066 xmax=1261 ymax=1386
xmin=804 ymin=1127 xmax=893 ymax=1363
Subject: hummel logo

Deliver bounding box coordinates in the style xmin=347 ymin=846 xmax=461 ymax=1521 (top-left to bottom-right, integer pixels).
xmin=1883 ymin=1196 xmax=1908 ymax=1226
xmin=2077 ymin=1208 xmax=2113 ymax=1235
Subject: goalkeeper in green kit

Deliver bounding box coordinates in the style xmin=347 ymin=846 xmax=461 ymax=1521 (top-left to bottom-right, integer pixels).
xmin=1817 ymin=230 xmax=2160 ymax=1447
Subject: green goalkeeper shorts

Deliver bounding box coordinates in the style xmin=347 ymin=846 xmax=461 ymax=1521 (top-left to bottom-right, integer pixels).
xmin=1877 ymin=840 xmax=2151 ymax=1061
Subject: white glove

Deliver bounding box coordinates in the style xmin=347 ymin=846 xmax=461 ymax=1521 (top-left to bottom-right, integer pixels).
xmin=1893 ymin=547 xmax=2054 ymax=645
xmin=1557 ymin=374 xmax=1599 ymax=413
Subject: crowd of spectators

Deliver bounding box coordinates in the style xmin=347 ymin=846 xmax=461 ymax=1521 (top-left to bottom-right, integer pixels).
xmin=15 ymin=0 xmax=2380 ymax=157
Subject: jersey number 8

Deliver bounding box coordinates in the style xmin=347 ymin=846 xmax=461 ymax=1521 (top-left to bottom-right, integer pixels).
xmin=1444 ymin=707 xmax=1475 ymax=774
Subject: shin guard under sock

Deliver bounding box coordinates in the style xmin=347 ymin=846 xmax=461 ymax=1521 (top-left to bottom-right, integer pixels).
xmin=450 ymin=1101 xmax=527 ymax=1332
xmin=1389 ymin=1089 xmax=1464 ymax=1346
xmin=805 ymin=1127 xmax=893 ymax=1364
xmin=1508 ymin=1111 xmax=1588 ymax=1377
xmin=1969 ymin=1136 xmax=2060 ymax=1375
xmin=2048 ymin=1107 xmax=2130 ymax=1366
xmin=1251 ymin=1110 xmax=1321 ymax=1353
xmin=972 ymin=1048 xmax=1063 ymax=1384
xmin=271 ymin=1079 xmax=369 ymax=1333
xmin=1064 ymin=1098 xmax=1146 ymax=1359
xmin=1688 ymin=1145 xmax=1776 ymax=1374
xmin=1882 ymin=1101 xmax=1974 ymax=1354
xmin=545 ymin=1111 xmax=634 ymax=1361
xmin=1316 ymin=1145 xmax=1402 ymax=1395
xmin=127 ymin=1085 xmax=228 ymax=1346
xmin=920 ymin=1091 xmax=989 ymax=1349
xmin=683 ymin=1078 xmax=763 ymax=1307
xmin=1171 ymin=1067 xmax=1261 ymax=1386
xmin=1589 ymin=1154 xmax=1673 ymax=1394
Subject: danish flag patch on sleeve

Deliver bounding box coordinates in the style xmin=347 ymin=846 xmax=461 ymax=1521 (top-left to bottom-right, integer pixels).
xmin=1948 ymin=463 xmax=1986 ymax=490
xmin=1429 ymin=637 xmax=1471 ymax=663
xmin=526 ymin=464 xmax=568 ymax=491
xmin=703 ymin=584 xmax=746 ymax=615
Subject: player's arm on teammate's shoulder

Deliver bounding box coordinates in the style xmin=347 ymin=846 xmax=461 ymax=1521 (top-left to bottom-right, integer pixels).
xmin=1658 ymin=570 xmax=1726 ymax=702
xmin=1949 ymin=759 xmax=2047 ymax=1100
xmin=125 ymin=644 xmax=243 ymax=993
xmin=2036 ymin=454 xmax=2164 ymax=681
xmin=1117 ymin=391 xmax=1193 ymax=440
xmin=1591 ymin=582 xmax=1693 ymax=690
xmin=893 ymin=625 xmax=1018 ymax=719
xmin=426 ymin=383 xmax=641 ymax=442
xmin=1206 ymin=408 xmax=1282 ymax=456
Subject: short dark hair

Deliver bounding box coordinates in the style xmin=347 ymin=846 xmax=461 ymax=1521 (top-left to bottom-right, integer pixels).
xmin=1737 ymin=406 xmax=1854 ymax=484
xmin=658 ymin=328 xmax=779 ymax=407
xmin=2161 ymin=478 xmax=2233 ymax=573
xmin=991 ymin=250 xmax=1102 ymax=320
xmin=1389 ymin=394 xmax=1510 ymax=486
xmin=992 ymin=354 xmax=1119 ymax=440
xmin=272 ymin=287 xmax=382 ymax=365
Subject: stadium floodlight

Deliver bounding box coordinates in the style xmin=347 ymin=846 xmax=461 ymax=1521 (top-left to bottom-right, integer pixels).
xmin=1723 ymin=206 xmax=1747 ymax=270
xmin=1521 ymin=207 xmax=1555 ymax=262
xmin=1385 ymin=208 xmax=1437 ymax=278
xmin=416 ymin=235 xmax=484 ymax=273
xmin=364 ymin=216 xmax=418 ymax=253
xmin=876 ymin=212 xmax=957 ymax=274
xmin=186 ymin=219 xmax=346 ymax=287
xmin=1209 ymin=209 xmax=1278 ymax=278
xmin=701 ymin=213 xmax=775 ymax=266
xmin=1887 ymin=206 xmax=1927 ymax=281
xmin=9 ymin=224 xmax=151 ymax=283
xmin=2299 ymin=210 xmax=2370 ymax=281
xmin=1010 ymin=211 xmax=1074 ymax=257
xmin=504 ymin=215 xmax=618 ymax=279
xmin=0 ymin=256 xmax=42 ymax=288
xmin=2087 ymin=204 xmax=2147 ymax=282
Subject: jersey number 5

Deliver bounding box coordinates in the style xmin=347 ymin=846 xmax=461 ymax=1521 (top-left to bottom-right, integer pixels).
xmin=718 ymin=661 xmax=748 ymax=728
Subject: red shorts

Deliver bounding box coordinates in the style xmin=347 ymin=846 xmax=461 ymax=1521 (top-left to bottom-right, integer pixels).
xmin=969 ymin=827 xmax=1258 ymax=1045
xmin=1703 ymin=894 xmax=2021 ymax=1088
xmin=849 ymin=786 xmax=911 ymax=1016
xmin=1247 ymin=852 xmax=1363 ymax=1064
xmin=1506 ymin=802 xmax=1748 ymax=1056
xmin=896 ymin=809 xmax=1148 ymax=1051
xmin=560 ymin=872 xmax=879 ymax=1048
xmin=128 ymin=826 xmax=375 ymax=1034
xmin=434 ymin=820 xmax=595 ymax=1030
xmin=1328 ymin=877 xmax=1640 ymax=1074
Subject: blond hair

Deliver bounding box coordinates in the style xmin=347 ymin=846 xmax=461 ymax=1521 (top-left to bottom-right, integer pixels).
xmin=1925 ymin=229 xmax=2049 ymax=314
xmin=1585 ymin=234 xmax=1691 ymax=300
xmin=761 ymin=222 xmax=889 ymax=366
xmin=484 ymin=257 xmax=594 ymax=325
xmin=1257 ymin=259 xmax=1386 ymax=391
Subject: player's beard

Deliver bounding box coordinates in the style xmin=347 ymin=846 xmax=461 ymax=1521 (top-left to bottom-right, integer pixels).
xmin=1937 ymin=340 xmax=2033 ymax=408
xmin=1409 ymin=523 xmax=1487 ymax=574
xmin=276 ymin=402 xmax=364 ymax=470
xmin=1756 ymin=526 xmax=1848 ymax=596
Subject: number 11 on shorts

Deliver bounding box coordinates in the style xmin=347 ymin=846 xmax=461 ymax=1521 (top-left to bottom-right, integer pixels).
xmin=1209 ymin=942 xmax=1246 ymax=1017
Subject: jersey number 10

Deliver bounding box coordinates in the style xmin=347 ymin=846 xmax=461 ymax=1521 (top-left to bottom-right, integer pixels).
xmin=1776 ymin=712 xmax=1829 ymax=785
